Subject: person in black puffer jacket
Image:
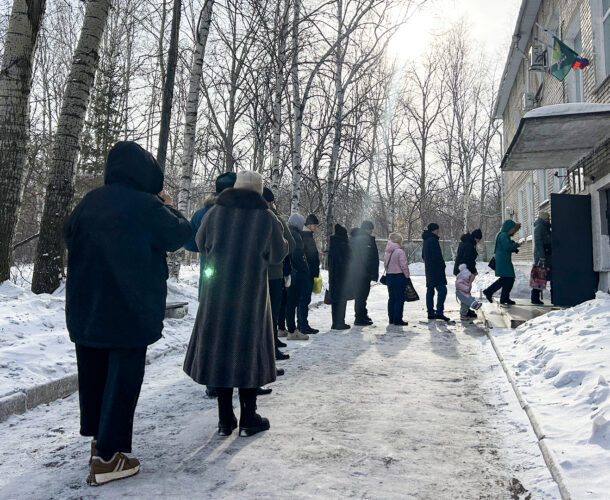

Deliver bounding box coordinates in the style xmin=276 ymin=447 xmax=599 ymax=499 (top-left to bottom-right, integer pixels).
xmin=63 ymin=141 xmax=191 ymax=484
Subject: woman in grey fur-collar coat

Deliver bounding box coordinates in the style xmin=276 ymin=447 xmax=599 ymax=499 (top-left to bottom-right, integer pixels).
xmin=184 ymin=182 xmax=288 ymax=388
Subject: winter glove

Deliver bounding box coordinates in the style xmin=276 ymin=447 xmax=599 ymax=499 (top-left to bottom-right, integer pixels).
xmin=284 ymin=275 xmax=291 ymax=288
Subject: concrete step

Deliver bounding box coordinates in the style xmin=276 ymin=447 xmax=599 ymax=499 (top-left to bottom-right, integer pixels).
xmin=165 ymin=301 xmax=188 ymax=319
xmin=480 ymin=304 xmax=510 ymax=329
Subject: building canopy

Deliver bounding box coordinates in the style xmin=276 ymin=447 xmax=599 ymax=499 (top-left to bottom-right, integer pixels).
xmin=501 ymin=103 xmax=610 ymax=171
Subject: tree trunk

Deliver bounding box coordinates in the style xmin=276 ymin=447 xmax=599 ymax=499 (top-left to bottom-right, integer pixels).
xmin=157 ymin=0 xmax=182 ymax=172
xmin=0 ymin=0 xmax=46 ymax=282
xmin=31 ymin=0 xmax=111 ymax=294
xmin=290 ymin=0 xmax=302 ymax=214
xmin=170 ymin=0 xmax=214 ymax=279
xmin=326 ymin=0 xmax=344 ymax=249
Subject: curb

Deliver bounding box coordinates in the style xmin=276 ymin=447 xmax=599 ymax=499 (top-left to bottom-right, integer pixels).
xmin=0 ymin=374 xmax=78 ymax=423
xmin=485 ymin=328 xmax=572 ymax=500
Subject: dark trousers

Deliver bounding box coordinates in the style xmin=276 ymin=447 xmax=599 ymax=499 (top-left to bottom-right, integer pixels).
xmin=278 ymin=286 xmax=287 ymax=330
xmin=75 ymin=344 xmax=146 ymax=461
xmin=486 ymin=277 xmax=515 ymax=302
xmin=298 ymin=277 xmax=314 ymax=329
xmin=426 ymin=284 xmax=447 ymax=315
xmin=331 ymin=298 xmax=347 ymax=327
xmin=354 ymin=278 xmax=371 ymax=321
xmin=269 ymin=278 xmax=283 ymax=346
xmin=386 ymin=273 xmax=407 ymax=323
xmin=216 ymin=387 xmax=258 ymax=425
xmin=286 ymin=276 xmax=309 ymax=332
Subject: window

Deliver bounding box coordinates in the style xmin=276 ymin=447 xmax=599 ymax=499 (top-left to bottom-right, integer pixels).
xmin=566 ymin=13 xmax=584 ymax=101
xmin=526 ymin=177 xmax=535 ymax=236
xmin=553 ymin=168 xmax=568 ymax=192
xmin=517 ymin=189 xmax=525 ymax=237
xmin=538 ymin=170 xmax=549 ymax=204
xmin=591 ymin=0 xmax=610 ymax=81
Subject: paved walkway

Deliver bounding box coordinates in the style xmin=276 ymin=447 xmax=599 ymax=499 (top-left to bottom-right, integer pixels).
xmin=0 ymin=278 xmax=559 ymax=499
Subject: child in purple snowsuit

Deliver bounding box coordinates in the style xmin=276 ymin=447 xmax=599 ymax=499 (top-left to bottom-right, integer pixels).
xmin=455 ymin=264 xmax=482 ymax=320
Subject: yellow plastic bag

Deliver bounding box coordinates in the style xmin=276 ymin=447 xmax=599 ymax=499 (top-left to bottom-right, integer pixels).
xmin=313 ymin=276 xmax=323 ymax=294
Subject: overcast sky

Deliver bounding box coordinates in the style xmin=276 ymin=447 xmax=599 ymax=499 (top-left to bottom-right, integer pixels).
xmin=388 ymin=0 xmax=522 ymax=67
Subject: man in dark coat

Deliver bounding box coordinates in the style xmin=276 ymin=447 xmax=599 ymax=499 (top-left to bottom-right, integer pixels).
xmin=183 ymin=171 xmax=288 ymax=437
xmin=63 ymin=141 xmax=191 ymax=485
xmin=263 ymin=187 xmax=295 ymax=360
xmin=349 ymin=220 xmax=379 ymax=326
xmin=532 ymin=211 xmax=552 ymax=304
xmin=453 ymin=229 xmax=482 ymax=276
xmin=299 ymin=213 xmax=321 ymax=334
xmin=328 ymin=224 xmax=350 ymax=329
xmin=285 ymin=213 xmax=311 ymax=339
xmin=422 ymin=223 xmax=449 ymax=321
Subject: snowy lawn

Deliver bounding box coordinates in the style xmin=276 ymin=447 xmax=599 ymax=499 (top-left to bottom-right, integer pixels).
xmin=490 ymin=291 xmax=610 ymax=498
xmin=0 ymin=278 xmax=558 ymax=498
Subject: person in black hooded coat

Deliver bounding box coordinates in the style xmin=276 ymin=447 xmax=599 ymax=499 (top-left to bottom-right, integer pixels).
xmin=422 ymin=223 xmax=449 ymax=321
xmin=63 ymin=141 xmax=191 ymax=483
xmin=453 ymin=229 xmax=482 ymax=276
xmin=328 ymin=224 xmax=350 ymax=329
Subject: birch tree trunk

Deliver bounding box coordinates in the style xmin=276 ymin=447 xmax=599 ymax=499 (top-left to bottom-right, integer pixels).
xmin=157 ymin=0 xmax=182 ymax=172
xmin=0 ymin=0 xmax=46 ymax=282
xmin=326 ymin=0 xmax=344 ymax=248
xmin=270 ymin=0 xmax=290 ymax=191
xmin=170 ymin=0 xmax=214 ymax=279
xmin=290 ymin=0 xmax=302 ymax=214
xmin=32 ymin=0 xmax=111 ymax=294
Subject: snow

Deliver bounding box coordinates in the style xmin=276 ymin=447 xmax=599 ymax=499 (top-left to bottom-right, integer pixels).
xmin=491 ymin=291 xmax=610 ymax=497
xmin=524 ymin=102 xmax=610 ymax=119
xmin=0 ymin=278 xmax=559 ymax=498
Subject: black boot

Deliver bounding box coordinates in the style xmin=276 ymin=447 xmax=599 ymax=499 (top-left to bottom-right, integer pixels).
xmin=216 ymin=387 xmax=237 ymax=436
xmin=238 ymin=388 xmax=270 ymax=437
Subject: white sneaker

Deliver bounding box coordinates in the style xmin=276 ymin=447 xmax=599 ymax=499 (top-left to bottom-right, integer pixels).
xmin=287 ymin=331 xmax=309 ymax=340
xmin=277 ymin=329 xmax=288 ymax=338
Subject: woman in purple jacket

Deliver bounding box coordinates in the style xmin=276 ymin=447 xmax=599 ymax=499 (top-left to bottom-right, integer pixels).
xmin=383 ymin=233 xmax=411 ymax=326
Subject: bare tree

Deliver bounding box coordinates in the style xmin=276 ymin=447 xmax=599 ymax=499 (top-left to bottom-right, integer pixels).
xmin=0 ymin=0 xmax=46 ymax=281
xmin=32 ymin=0 xmax=111 ymax=294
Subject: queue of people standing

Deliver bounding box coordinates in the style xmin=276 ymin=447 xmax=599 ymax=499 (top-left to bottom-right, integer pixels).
xmin=61 ymin=141 xmax=536 ymax=487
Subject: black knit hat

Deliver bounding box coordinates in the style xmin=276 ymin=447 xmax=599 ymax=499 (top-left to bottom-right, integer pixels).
xmin=262 ymin=187 xmax=274 ymax=202
xmin=361 ymin=220 xmax=374 ymax=231
xmin=471 ymin=228 xmax=483 ymax=240
xmin=305 ymin=214 xmax=319 ymax=225
xmin=427 ymin=223 xmax=439 ymax=232
xmin=215 ymin=172 xmax=237 ymax=194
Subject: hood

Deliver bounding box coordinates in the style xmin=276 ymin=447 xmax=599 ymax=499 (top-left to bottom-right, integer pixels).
xmin=535 ymin=217 xmax=551 ymax=229
xmin=385 ymin=241 xmax=401 ymax=254
xmin=104 ymin=141 xmax=163 ymax=195
xmin=460 ymin=233 xmax=475 ymax=244
xmin=422 ymin=229 xmax=438 ymax=240
xmin=500 ymin=219 xmax=517 ymax=233
xmin=334 ymin=224 xmax=348 ymax=239
xmin=288 ymin=213 xmax=305 ymax=230
xmin=458 ymin=263 xmax=468 ymax=272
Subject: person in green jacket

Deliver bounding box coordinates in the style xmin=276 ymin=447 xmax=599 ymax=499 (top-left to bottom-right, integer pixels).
xmin=483 ymin=219 xmax=522 ymax=305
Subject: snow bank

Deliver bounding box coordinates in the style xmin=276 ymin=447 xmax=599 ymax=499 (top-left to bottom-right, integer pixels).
xmin=0 ymin=265 xmax=202 ymax=400
xmin=492 ymin=291 xmax=610 ymax=497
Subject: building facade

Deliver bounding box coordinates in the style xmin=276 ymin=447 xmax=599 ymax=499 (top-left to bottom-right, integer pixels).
xmin=495 ymin=0 xmax=610 ymax=293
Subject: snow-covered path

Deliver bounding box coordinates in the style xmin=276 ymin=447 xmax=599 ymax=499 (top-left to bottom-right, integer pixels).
xmin=0 ymin=278 xmax=559 ymax=499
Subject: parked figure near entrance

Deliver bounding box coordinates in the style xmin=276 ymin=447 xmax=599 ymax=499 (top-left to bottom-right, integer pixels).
xmin=285 ymin=213 xmax=311 ymax=340
xmin=262 ymin=187 xmax=295 ymax=360
xmin=183 ymin=171 xmax=288 ymax=438
xmin=349 ymin=221 xmax=379 ymax=326
xmin=328 ymin=224 xmax=351 ymax=330
xmin=422 ymin=223 xmax=450 ymax=321
xmin=532 ymin=211 xmax=552 ymax=305
xmin=63 ymin=141 xmax=191 ymax=485
xmin=453 ymin=228 xmax=482 ymax=319
xmin=483 ymin=219 xmax=522 ymax=305
xmin=299 ymin=214 xmax=321 ymax=334
xmin=384 ymin=233 xmax=410 ymax=326
xmin=183 ymin=171 xmax=236 ymax=400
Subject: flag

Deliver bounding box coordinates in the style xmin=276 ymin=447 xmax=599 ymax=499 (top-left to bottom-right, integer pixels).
xmin=572 ymin=57 xmax=590 ymax=69
xmin=550 ymin=37 xmax=578 ymax=81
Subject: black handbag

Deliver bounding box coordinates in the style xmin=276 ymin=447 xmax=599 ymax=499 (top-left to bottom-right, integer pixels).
xmin=380 ymin=249 xmax=396 ymax=285
xmin=404 ymin=278 xmax=420 ymax=302
xmin=488 ymin=256 xmax=496 ymax=270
